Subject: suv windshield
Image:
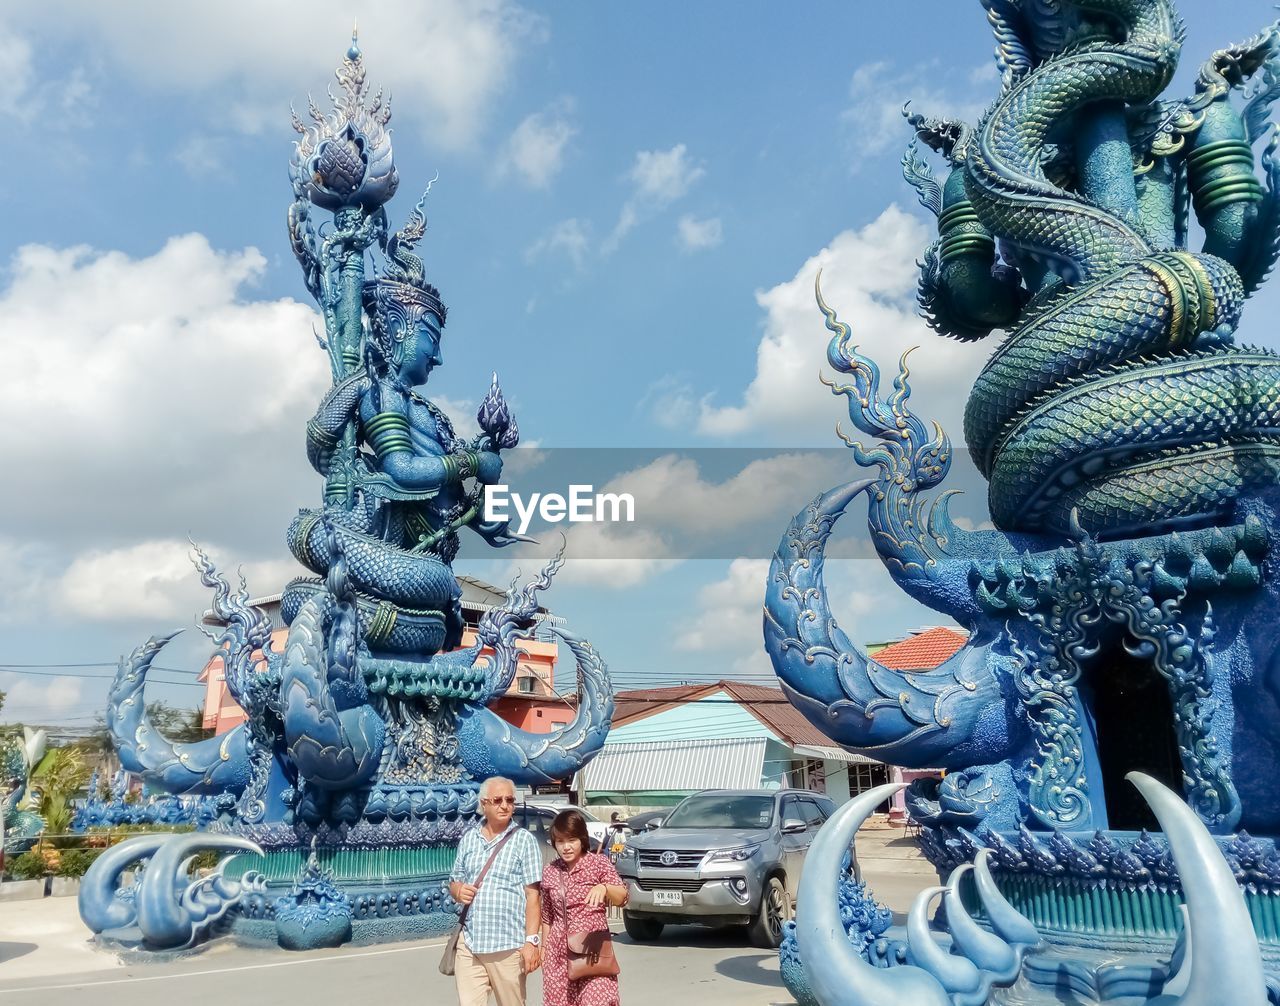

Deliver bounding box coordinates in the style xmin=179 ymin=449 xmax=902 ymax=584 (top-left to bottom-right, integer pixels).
xmin=663 ymin=794 xmax=775 ymax=829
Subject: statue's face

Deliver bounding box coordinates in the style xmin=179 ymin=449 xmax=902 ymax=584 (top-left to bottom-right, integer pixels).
xmin=400 ymin=313 xmax=444 ymax=387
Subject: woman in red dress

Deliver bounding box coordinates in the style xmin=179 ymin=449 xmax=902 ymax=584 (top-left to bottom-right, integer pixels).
xmin=541 ymin=809 xmax=629 ymax=1006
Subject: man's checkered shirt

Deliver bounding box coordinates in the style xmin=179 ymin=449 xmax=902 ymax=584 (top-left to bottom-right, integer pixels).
xmin=450 ymin=821 xmax=542 ymax=954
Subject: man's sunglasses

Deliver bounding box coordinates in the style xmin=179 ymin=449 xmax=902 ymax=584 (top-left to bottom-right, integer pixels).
xmin=482 ymin=796 xmax=517 ymax=806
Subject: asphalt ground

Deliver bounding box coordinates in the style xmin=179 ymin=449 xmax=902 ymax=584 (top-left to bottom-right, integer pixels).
xmin=0 ymin=924 xmax=786 ymax=1006
xmin=0 ymin=853 xmax=935 ymax=1006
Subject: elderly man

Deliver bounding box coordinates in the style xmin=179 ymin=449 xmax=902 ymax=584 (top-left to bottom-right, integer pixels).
xmin=449 ymin=776 xmax=543 ymax=1006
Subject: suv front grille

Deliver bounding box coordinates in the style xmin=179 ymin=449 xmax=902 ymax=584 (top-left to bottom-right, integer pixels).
xmin=635 ymin=878 xmax=705 ymax=892
xmin=638 ymin=849 xmax=706 ymax=869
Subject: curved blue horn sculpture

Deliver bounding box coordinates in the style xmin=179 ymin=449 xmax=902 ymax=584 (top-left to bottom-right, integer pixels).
xmin=797 ymin=781 xmax=954 ymax=1006
xmin=109 ymin=633 xmax=253 ymax=795
xmin=134 ymin=833 xmax=264 ymax=949
xmin=796 ymin=782 xmax=1043 ymax=1006
xmin=943 ymin=863 xmax=1018 ymax=981
xmin=79 ymin=835 xmax=173 ymax=934
xmin=1129 ymin=772 xmax=1267 ymax=1006
xmin=456 ymin=626 xmax=614 ymax=784
xmin=906 ymin=885 xmax=985 ymax=1001
xmin=972 ymin=848 xmax=1041 ymax=947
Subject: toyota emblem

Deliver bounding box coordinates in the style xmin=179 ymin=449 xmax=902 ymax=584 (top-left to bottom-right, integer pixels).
xmin=659 ymin=850 xmax=678 ymax=867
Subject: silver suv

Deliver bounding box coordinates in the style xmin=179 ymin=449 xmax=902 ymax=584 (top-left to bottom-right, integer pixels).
xmin=615 ymin=788 xmax=842 ymax=949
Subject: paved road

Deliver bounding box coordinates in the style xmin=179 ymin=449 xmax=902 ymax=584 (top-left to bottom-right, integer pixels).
xmin=0 ymin=925 xmax=791 ymax=1006
xmin=0 ymin=863 xmax=935 ymax=1005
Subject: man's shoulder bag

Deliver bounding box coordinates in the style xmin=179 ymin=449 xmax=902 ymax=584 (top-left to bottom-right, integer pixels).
xmin=439 ymin=828 xmax=518 ymax=976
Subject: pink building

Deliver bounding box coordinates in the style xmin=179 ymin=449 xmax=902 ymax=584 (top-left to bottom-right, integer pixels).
xmin=198 ymin=575 xmax=572 ymax=735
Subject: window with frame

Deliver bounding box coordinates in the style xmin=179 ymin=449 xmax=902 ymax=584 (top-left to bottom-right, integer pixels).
xmin=849 ymin=763 xmax=879 ymax=794
xmin=797 ymin=799 xmax=827 ymax=830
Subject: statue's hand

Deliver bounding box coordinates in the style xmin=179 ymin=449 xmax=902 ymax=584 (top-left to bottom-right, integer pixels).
xmin=476 ymin=451 xmax=503 ymax=485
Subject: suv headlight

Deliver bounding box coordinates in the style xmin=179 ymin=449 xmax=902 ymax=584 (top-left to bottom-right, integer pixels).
xmin=704 ymin=843 xmax=761 ymax=864
xmin=616 ymin=843 xmax=638 ymax=864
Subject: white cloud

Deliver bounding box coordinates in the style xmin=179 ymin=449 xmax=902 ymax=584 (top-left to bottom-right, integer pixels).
xmin=525 ymin=144 xmax=707 ymax=264
xmin=594 ymin=453 xmax=849 ymax=537
xmin=497 ymin=100 xmax=576 ymax=188
xmin=9 ymin=1 xmax=542 ymax=148
xmin=604 ymin=144 xmax=705 ymax=253
xmin=674 ymin=558 xmax=768 ymax=653
xmin=481 ymin=450 xmax=854 ymax=592
xmin=3 ymin=235 xmax=323 ymax=439
xmin=842 ymin=60 xmax=988 ymax=170
xmin=0 ymin=233 xmax=328 ymax=562
xmin=173 ymin=135 xmax=228 ymax=178
xmin=0 ymin=539 xmax=53 ymax=624
xmin=0 ymin=672 xmax=85 ymax=720
xmin=640 ymin=374 xmax=701 ymax=430
xmin=0 ymin=20 xmax=94 ymax=127
xmin=57 ymin=540 xmax=304 ymax=622
xmin=630 ymin=145 xmax=705 ymax=203
xmin=432 ymin=395 xmax=482 ymax=441
xmin=671 ymin=550 xmax=948 ymax=685
xmin=664 ymin=204 xmax=989 ymax=443
xmin=969 ymin=61 xmax=1000 ymax=86
xmin=676 ymin=214 xmax=722 ymax=252
xmin=525 ymin=218 xmax=591 ymax=269
xmin=0 ymin=22 xmax=35 ymax=116
xmin=0 ymin=531 xmax=303 ymax=627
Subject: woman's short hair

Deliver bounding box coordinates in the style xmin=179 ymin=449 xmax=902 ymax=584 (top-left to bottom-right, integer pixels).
xmin=550 ymin=809 xmax=591 ymax=856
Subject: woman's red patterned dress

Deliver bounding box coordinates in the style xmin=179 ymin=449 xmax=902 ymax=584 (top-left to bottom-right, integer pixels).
xmin=541 ymin=852 xmax=628 ymax=1006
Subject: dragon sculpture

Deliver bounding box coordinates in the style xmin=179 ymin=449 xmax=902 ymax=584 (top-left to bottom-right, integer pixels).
xmin=80 ymin=35 xmax=613 ymax=953
xmin=769 ymin=0 xmax=1280 ymax=1000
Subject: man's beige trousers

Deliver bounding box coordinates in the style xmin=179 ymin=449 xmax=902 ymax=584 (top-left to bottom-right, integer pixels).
xmin=455 ymin=942 xmax=526 ymax=1006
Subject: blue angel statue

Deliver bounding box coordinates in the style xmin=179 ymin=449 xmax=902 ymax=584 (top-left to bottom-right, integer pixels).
xmin=80 ymin=34 xmax=613 ymax=953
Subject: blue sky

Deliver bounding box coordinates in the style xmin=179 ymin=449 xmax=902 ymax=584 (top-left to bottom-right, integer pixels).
xmin=2 ymin=1 xmax=1279 ymax=727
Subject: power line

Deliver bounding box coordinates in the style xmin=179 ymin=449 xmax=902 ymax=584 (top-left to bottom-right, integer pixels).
xmin=0 ymin=672 xmax=202 ymax=688
xmin=0 ymin=661 xmax=204 ymax=674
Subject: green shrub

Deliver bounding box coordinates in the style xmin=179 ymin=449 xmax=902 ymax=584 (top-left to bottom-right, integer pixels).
xmin=7 ymin=850 xmax=48 ymax=881
xmin=57 ymin=849 xmax=94 ymax=878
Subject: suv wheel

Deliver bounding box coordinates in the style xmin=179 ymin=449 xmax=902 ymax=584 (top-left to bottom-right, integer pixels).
xmin=748 ymin=876 xmax=789 ymax=949
xmin=623 ymin=911 xmax=664 ymax=942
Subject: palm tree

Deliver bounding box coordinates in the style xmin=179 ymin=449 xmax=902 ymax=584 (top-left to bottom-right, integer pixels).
xmin=26 ymin=746 xmax=89 ymax=839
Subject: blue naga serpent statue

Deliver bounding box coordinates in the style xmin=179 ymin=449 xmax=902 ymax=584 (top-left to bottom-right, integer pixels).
xmin=81 ymin=36 xmax=613 ymax=953
xmin=769 ymin=0 xmax=1280 ymax=1002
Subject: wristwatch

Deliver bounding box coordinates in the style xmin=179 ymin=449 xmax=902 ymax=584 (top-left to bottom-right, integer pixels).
xmin=525 ymin=934 xmax=541 ymax=947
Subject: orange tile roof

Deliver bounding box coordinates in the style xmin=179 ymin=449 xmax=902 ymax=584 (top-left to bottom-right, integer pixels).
xmin=872 ymin=626 xmax=968 ymax=670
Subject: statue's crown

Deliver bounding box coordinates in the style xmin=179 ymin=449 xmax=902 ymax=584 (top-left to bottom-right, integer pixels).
xmin=362 ymin=191 xmax=447 ymax=329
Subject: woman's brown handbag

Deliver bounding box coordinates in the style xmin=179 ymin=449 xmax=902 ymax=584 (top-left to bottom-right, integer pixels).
xmin=566 ymin=929 xmax=619 ymax=980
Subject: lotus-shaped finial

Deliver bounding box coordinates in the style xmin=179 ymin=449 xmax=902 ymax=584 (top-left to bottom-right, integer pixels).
xmin=291 ymin=31 xmax=398 ymax=211
xmin=477 ymin=372 xmax=520 ymax=450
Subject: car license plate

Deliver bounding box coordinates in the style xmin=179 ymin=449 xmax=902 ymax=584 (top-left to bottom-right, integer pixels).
xmin=652 ymin=890 xmax=683 ymax=906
